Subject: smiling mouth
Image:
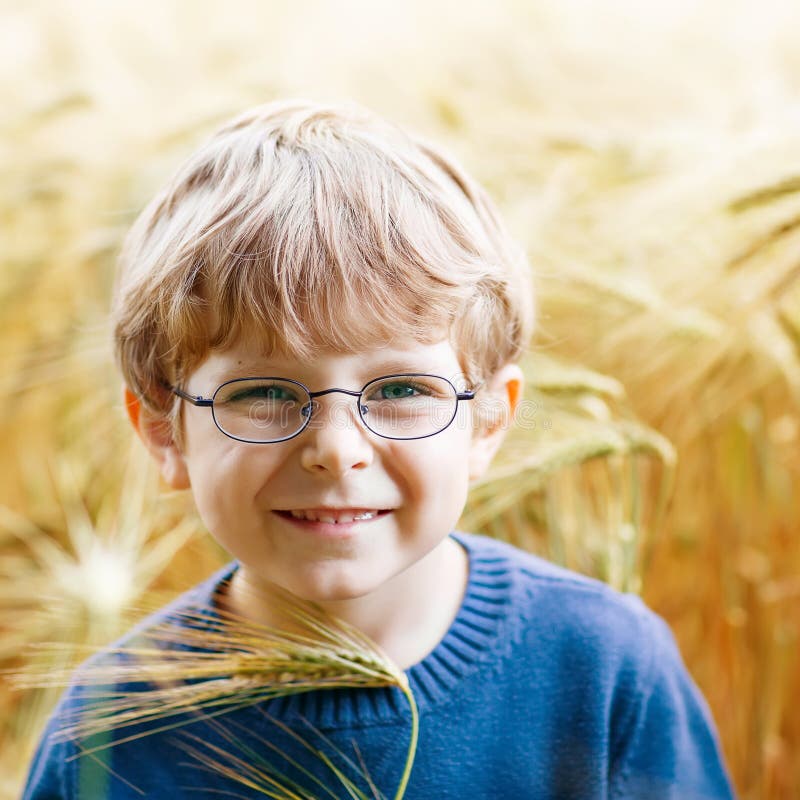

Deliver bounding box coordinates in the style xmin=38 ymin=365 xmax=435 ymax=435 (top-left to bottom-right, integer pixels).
xmin=274 ymin=508 xmax=393 ymax=524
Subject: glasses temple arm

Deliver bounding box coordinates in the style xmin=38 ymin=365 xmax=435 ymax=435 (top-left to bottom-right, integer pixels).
xmin=164 ymin=383 xmax=214 ymax=407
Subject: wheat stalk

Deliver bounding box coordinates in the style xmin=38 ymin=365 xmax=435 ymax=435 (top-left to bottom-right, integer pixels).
xmin=11 ymin=591 xmax=419 ymax=800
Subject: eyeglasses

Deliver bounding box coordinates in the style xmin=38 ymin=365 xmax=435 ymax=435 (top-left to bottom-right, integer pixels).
xmin=167 ymin=374 xmax=478 ymax=443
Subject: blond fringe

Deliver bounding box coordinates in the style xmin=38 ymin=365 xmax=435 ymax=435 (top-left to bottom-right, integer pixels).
xmin=112 ymin=100 xmax=534 ymax=425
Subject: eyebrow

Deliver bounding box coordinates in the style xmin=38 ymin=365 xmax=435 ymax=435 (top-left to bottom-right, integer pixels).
xmin=214 ymin=358 xmax=451 ymax=384
xmin=358 ymin=358 xmax=434 ymax=377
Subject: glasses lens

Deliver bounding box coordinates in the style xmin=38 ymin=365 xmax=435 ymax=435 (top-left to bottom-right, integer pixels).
xmin=360 ymin=375 xmax=457 ymax=439
xmin=212 ymin=378 xmax=311 ymax=442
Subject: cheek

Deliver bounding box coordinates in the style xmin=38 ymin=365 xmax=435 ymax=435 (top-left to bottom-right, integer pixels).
xmin=388 ymin=429 xmax=472 ymax=509
xmin=184 ymin=445 xmax=281 ymax=527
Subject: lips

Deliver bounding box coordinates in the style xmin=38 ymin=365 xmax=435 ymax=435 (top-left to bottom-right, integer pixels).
xmin=274 ymin=508 xmax=392 ymax=524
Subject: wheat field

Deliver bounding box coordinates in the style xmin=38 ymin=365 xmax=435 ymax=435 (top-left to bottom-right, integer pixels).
xmin=2 ymin=1 xmax=799 ymax=797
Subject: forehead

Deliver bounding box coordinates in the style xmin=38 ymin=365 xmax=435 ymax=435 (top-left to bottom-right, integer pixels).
xmin=192 ymin=337 xmax=467 ymax=386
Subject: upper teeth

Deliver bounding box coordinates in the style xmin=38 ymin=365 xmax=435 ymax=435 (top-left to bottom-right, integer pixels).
xmin=288 ymin=510 xmax=379 ymax=523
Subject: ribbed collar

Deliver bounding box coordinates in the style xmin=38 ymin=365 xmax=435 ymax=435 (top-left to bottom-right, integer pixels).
xmin=180 ymin=531 xmax=516 ymax=728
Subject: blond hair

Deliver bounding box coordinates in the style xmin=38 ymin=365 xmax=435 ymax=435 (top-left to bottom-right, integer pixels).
xmin=113 ymin=99 xmax=534 ymax=418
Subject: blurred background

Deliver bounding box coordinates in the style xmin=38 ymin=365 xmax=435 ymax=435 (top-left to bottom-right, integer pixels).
xmin=2 ymin=0 xmax=800 ymax=797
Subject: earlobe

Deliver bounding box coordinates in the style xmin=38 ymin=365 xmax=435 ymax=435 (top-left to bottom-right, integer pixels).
xmin=124 ymin=388 xmax=191 ymax=490
xmin=124 ymin=387 xmax=141 ymax=430
xmin=467 ymin=364 xmax=524 ymax=481
xmin=506 ymin=372 xmax=522 ymax=416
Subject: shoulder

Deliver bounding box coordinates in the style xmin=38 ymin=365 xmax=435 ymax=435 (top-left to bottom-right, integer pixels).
xmin=453 ymin=532 xmax=734 ymax=797
xmin=60 ymin=560 xmax=238 ymax=695
xmin=453 ymin=530 xmax=675 ymax=683
xmin=99 ymin=560 xmax=238 ymax=654
xmin=45 ymin=555 xmax=236 ymax=683
xmin=21 ymin=562 xmax=238 ymax=798
xmin=454 ymin=530 xmax=657 ymax=628
xmin=60 ymin=561 xmax=239 ymax=687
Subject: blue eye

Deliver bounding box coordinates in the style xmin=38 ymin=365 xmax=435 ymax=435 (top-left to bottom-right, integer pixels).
xmin=219 ymin=381 xmax=302 ymax=404
xmin=378 ymin=382 xmax=419 ymax=400
xmin=365 ymin=379 xmax=437 ymax=402
xmin=261 ymin=386 xmax=295 ymax=400
xmin=237 ymin=387 xmax=287 ymax=400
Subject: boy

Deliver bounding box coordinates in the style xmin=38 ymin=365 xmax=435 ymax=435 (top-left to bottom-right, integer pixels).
xmin=22 ymin=100 xmax=735 ymax=798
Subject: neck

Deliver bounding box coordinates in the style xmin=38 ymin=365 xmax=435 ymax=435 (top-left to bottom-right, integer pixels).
xmin=219 ymin=537 xmax=469 ymax=671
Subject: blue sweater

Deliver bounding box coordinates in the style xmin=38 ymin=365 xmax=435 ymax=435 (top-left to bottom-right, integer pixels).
xmin=22 ymin=532 xmax=735 ymax=799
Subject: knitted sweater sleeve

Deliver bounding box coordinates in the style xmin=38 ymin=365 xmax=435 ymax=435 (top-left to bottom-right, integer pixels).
xmin=609 ymin=606 xmax=736 ymax=799
xmin=20 ymin=659 xmax=144 ymax=800
xmin=20 ymin=694 xmax=75 ymax=800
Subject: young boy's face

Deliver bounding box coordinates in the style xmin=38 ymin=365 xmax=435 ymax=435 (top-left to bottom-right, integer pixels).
xmin=136 ymin=336 xmax=519 ymax=606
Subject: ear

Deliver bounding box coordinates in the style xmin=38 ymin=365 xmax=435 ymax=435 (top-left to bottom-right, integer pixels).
xmin=467 ymin=363 xmax=524 ymax=481
xmin=124 ymin=388 xmax=191 ymax=490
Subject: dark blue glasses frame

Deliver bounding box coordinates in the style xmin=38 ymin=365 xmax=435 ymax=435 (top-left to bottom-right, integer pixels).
xmin=166 ymin=373 xmax=479 ymax=443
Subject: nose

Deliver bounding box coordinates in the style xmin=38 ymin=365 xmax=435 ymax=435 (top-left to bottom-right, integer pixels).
xmin=299 ymin=396 xmax=374 ymax=476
